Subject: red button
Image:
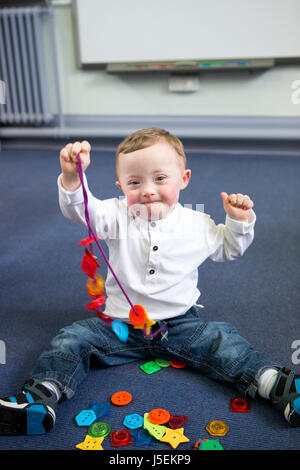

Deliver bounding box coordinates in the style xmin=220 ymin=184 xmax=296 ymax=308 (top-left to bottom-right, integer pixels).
xmin=169 ymin=360 xmax=187 ymax=368
xmin=230 ymin=398 xmax=250 ymax=412
xmin=85 ymin=296 xmax=106 ymax=311
xmin=78 ymin=236 xmax=101 ymax=246
xmin=168 ymin=414 xmax=188 ymax=429
xmin=80 ymin=248 xmax=99 ymax=277
xmin=111 ymin=391 xmax=132 ymax=406
xmin=110 ymin=430 xmax=132 ymax=447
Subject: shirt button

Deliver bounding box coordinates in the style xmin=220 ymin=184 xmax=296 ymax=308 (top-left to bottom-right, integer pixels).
xmin=153 ymin=245 xmax=158 ymax=251
xmin=150 ymin=222 xmax=156 ymax=227
xmin=149 ymin=269 xmax=155 ymax=275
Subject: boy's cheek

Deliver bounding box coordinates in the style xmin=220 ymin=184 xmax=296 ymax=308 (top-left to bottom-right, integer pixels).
xmin=126 ymin=193 xmax=138 ymax=207
xmin=163 ymin=186 xmax=180 ymax=205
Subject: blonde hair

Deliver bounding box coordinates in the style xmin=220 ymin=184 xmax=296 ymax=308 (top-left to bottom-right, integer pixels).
xmin=115 ymin=127 xmax=187 ymax=178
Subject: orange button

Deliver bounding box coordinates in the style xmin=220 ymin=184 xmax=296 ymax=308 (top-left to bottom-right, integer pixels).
xmin=169 ymin=360 xmax=187 ymax=368
xmin=148 ymin=408 xmax=170 ymax=425
xmin=129 ymin=305 xmax=147 ymax=326
xmin=86 ymin=274 xmax=104 ymax=297
xmin=111 ymin=391 xmax=132 ymax=406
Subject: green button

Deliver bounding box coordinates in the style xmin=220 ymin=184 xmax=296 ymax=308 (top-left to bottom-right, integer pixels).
xmin=140 ymin=361 xmax=161 ymax=374
xmin=155 ymin=358 xmax=170 ymax=367
xmin=200 ymin=439 xmax=224 ymax=450
xmin=88 ymin=421 xmax=111 ymax=438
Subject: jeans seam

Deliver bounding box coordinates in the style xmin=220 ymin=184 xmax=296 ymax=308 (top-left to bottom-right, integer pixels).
xmin=180 ymin=322 xmax=208 ymax=355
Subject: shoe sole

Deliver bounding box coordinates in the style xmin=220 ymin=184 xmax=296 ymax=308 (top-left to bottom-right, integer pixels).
xmin=0 ymin=402 xmax=54 ymax=435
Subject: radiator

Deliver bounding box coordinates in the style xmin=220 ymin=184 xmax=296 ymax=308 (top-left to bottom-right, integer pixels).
xmin=0 ymin=6 xmax=53 ymax=125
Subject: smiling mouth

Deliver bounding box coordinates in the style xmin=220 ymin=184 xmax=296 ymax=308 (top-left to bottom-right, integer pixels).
xmin=143 ymin=201 xmax=161 ymax=204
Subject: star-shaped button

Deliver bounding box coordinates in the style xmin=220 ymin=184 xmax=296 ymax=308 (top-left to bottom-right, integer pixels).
xmin=76 ymin=434 xmax=104 ymax=450
xmin=160 ymin=427 xmax=189 ymax=449
xmin=134 ymin=317 xmax=156 ymax=334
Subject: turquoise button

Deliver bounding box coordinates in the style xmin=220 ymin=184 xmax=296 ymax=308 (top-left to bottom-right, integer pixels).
xmin=75 ymin=409 xmax=97 ymax=426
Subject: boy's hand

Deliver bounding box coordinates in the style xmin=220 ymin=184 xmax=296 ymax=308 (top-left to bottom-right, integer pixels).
xmin=60 ymin=141 xmax=91 ymax=191
xmin=220 ymin=192 xmax=254 ymax=222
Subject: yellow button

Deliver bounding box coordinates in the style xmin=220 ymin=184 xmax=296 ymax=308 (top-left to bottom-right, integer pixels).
xmin=75 ymin=434 xmax=104 ymax=450
xmin=206 ymin=420 xmax=229 ymax=437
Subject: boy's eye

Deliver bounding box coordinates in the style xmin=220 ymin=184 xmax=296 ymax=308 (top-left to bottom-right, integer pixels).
xmin=129 ymin=181 xmax=139 ymax=186
xmin=156 ymin=176 xmax=166 ymax=181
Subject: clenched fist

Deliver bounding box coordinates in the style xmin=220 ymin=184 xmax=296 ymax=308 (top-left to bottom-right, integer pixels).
xmin=221 ymin=192 xmax=254 ymax=222
xmin=59 ymin=140 xmax=91 ymax=191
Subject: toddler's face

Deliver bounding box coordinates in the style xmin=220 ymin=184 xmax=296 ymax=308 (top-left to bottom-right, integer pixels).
xmin=115 ymin=141 xmax=191 ymax=221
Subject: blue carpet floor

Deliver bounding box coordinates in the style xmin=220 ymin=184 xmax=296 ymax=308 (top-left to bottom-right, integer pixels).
xmin=0 ymin=146 xmax=299 ymax=450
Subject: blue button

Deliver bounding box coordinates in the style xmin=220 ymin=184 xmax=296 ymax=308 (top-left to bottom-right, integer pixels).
xmin=90 ymin=401 xmax=110 ymax=419
xmin=75 ymin=409 xmax=97 ymax=426
xmin=111 ymin=320 xmax=129 ymax=343
xmin=131 ymin=428 xmax=157 ymax=446
xmin=123 ymin=413 xmax=144 ymax=430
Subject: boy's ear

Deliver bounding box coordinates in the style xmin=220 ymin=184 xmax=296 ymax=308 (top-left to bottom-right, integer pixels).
xmin=115 ymin=180 xmax=122 ymax=191
xmin=180 ymin=169 xmax=191 ymax=190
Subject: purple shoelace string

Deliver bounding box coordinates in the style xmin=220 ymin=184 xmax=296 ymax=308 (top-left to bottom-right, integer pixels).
xmin=76 ymin=153 xmax=138 ymax=318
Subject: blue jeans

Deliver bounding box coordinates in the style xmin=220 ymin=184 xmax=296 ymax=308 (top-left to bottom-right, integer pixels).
xmin=31 ymin=306 xmax=279 ymax=399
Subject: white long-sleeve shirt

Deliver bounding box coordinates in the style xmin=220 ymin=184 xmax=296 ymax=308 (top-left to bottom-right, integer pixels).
xmin=58 ymin=174 xmax=256 ymax=322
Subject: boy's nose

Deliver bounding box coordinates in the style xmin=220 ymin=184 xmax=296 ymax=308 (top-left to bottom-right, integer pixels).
xmin=142 ymin=183 xmax=156 ymax=197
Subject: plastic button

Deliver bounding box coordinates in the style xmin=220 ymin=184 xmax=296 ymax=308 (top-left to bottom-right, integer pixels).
xmin=90 ymin=401 xmax=110 ymax=419
xmin=96 ymin=312 xmax=112 ymax=326
xmin=140 ymin=361 xmax=161 ymax=374
xmin=129 ymin=305 xmax=147 ymax=326
xmin=168 ymin=414 xmax=188 ymax=429
xmin=86 ymin=274 xmax=104 ymax=297
xmin=80 ymin=248 xmax=99 ymax=277
xmin=78 ymin=236 xmax=101 ymax=247
xmin=160 ymin=427 xmax=190 ymax=449
xmin=148 ymin=408 xmax=170 ymax=425
xmin=110 ymin=429 xmax=132 ymax=447
xmin=230 ymin=398 xmax=250 ymax=412
xmin=143 ymin=413 xmax=166 ymax=440
xmin=149 ymin=269 xmax=155 ymax=275
xmin=169 ymin=360 xmax=187 ymax=368
xmin=123 ymin=413 xmax=144 ymax=430
xmin=88 ymin=421 xmax=111 ymax=438
xmin=75 ymin=409 xmax=97 ymax=426
xmin=154 ymin=358 xmax=170 ymax=367
xmin=153 ymin=245 xmax=158 ymax=251
xmin=206 ymin=420 xmax=229 ymax=437
xmin=76 ymin=434 xmax=104 ymax=450
xmin=199 ymin=439 xmax=224 ymax=450
xmin=111 ymin=320 xmax=129 ymax=343
xmin=111 ymin=391 xmax=132 ymax=406
xmin=85 ymin=296 xmax=106 ymax=311
xmin=131 ymin=428 xmax=157 ymax=447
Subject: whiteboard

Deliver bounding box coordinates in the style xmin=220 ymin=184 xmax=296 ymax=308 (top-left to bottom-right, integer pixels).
xmin=73 ymin=0 xmax=300 ymax=66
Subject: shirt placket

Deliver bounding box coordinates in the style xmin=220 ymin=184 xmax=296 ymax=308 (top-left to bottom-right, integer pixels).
xmin=146 ymin=221 xmax=161 ymax=281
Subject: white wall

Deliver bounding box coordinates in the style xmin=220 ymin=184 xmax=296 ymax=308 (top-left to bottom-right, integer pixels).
xmin=48 ymin=2 xmax=300 ymax=118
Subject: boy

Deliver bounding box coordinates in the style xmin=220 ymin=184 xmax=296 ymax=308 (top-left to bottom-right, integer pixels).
xmin=0 ymin=127 xmax=299 ymax=436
